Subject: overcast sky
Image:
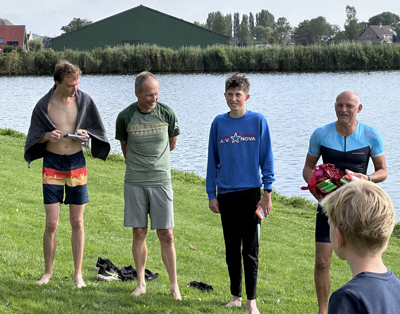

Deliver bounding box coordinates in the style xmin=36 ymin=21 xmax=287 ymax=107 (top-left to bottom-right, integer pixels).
xmin=3 ymin=0 xmax=400 ymax=37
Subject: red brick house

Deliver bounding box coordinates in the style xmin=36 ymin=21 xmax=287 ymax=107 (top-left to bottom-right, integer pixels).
xmin=0 ymin=18 xmax=29 ymax=50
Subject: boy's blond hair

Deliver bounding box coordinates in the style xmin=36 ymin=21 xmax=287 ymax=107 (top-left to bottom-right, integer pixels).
xmin=321 ymin=180 xmax=395 ymax=256
xmin=225 ymin=73 xmax=250 ymax=93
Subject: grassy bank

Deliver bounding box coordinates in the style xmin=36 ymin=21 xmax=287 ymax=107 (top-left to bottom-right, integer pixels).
xmin=1 ymin=129 xmax=399 ymax=313
xmin=1 ymin=43 xmax=400 ymax=75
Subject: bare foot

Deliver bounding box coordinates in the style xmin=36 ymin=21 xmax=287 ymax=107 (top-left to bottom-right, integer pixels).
xmin=246 ymin=299 xmax=260 ymax=314
xmin=226 ymin=296 xmax=242 ymax=308
xmin=132 ymin=282 xmax=146 ymax=296
xmin=75 ymin=275 xmax=86 ymax=288
xmin=37 ymin=273 xmax=52 ymax=285
xmin=170 ymin=284 xmax=181 ymax=300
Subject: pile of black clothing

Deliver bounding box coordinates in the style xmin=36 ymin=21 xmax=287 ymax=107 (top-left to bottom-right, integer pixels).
xmin=95 ymin=257 xmax=158 ymax=282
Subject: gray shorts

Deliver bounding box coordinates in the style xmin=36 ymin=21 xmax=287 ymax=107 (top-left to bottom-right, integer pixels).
xmin=124 ymin=184 xmax=174 ymax=230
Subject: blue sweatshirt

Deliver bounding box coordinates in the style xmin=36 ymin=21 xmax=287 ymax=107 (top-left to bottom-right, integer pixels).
xmin=206 ymin=110 xmax=275 ymax=200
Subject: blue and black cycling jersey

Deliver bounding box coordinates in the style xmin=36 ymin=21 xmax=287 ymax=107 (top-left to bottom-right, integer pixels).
xmin=308 ymin=122 xmax=384 ymax=174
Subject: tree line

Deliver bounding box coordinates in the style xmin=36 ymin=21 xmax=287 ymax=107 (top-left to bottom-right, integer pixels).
xmin=195 ymin=7 xmax=400 ymax=46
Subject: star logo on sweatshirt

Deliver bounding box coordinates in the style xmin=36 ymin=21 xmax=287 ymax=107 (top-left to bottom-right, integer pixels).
xmin=231 ymin=132 xmax=241 ymax=143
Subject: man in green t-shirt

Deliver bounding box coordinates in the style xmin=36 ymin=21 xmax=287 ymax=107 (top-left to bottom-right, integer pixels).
xmin=115 ymin=71 xmax=181 ymax=299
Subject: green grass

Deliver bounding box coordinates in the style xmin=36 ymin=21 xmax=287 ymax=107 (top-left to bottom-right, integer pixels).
xmin=1 ymin=129 xmax=400 ymax=313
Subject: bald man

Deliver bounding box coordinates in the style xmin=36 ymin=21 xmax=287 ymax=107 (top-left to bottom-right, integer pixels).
xmin=302 ymin=91 xmax=387 ymax=314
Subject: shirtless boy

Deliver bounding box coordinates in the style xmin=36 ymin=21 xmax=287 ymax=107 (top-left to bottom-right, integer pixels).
xmin=24 ymin=61 xmax=110 ymax=288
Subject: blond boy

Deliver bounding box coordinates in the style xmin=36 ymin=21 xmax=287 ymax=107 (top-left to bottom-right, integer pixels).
xmin=321 ymin=181 xmax=400 ymax=313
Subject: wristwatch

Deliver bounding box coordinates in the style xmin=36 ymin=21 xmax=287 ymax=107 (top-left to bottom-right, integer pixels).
xmin=367 ymin=175 xmax=372 ymax=182
xmin=265 ymin=189 xmax=272 ymax=193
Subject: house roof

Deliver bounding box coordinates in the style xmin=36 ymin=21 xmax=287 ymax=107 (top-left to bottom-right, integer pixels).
xmin=0 ymin=25 xmax=26 ymax=37
xmin=369 ymin=25 xmax=397 ymax=37
xmin=0 ymin=18 xmax=14 ymax=26
xmin=357 ymin=25 xmax=399 ymax=44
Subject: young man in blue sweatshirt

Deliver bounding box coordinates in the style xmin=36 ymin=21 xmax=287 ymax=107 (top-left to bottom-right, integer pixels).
xmin=206 ymin=73 xmax=275 ymax=314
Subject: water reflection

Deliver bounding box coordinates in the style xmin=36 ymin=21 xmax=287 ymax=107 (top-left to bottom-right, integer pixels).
xmin=1 ymin=71 xmax=399 ymax=220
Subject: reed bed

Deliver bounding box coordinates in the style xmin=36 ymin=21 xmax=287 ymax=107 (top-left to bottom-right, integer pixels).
xmin=1 ymin=43 xmax=400 ymax=75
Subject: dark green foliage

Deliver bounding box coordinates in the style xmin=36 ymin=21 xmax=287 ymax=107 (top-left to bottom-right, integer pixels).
xmin=2 ymin=45 xmax=25 ymax=54
xmin=33 ymin=49 xmax=63 ymax=75
xmin=202 ymin=45 xmax=232 ymax=72
xmin=1 ymin=43 xmax=400 ymax=75
xmin=0 ymin=128 xmax=26 ymax=138
xmin=293 ymin=17 xmax=332 ymax=46
xmin=256 ymin=10 xmax=275 ymax=29
xmin=78 ymin=50 xmax=101 ymax=73
xmin=61 ymin=17 xmax=92 ymax=33
xmin=28 ymin=39 xmax=44 ymax=52
xmin=344 ymin=6 xmax=361 ymax=41
xmin=206 ymin=11 xmax=232 ymax=36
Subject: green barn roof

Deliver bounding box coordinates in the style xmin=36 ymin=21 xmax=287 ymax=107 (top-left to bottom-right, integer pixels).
xmin=51 ymin=5 xmax=230 ymax=50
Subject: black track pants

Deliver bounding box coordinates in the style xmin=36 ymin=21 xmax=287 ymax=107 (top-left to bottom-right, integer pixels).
xmin=218 ymin=188 xmax=261 ymax=300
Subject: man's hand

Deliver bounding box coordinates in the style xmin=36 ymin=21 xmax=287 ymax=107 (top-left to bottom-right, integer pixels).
xmin=42 ymin=130 xmax=62 ymax=143
xmin=77 ymin=129 xmax=90 ymax=143
xmin=209 ymin=198 xmax=220 ymax=214
xmin=257 ymin=191 xmax=272 ymax=216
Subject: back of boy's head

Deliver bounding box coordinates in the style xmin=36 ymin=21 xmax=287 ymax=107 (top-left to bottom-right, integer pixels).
xmin=321 ymin=180 xmax=395 ymax=256
xmin=225 ymin=73 xmax=250 ymax=94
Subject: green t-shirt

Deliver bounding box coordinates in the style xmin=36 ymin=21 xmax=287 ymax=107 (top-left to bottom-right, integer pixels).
xmin=115 ymin=102 xmax=180 ymax=187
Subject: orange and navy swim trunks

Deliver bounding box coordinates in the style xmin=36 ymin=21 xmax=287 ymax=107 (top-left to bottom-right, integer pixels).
xmin=42 ymin=151 xmax=89 ymax=205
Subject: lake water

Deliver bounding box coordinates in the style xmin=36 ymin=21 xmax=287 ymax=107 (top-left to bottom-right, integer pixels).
xmin=1 ymin=71 xmax=399 ymax=220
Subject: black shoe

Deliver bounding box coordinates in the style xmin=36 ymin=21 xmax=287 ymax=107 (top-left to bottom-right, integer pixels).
xmin=95 ymin=257 xmax=120 ymax=271
xmin=188 ymin=281 xmax=213 ymax=291
xmin=145 ymin=269 xmax=159 ymax=281
xmin=96 ymin=266 xmax=122 ymax=281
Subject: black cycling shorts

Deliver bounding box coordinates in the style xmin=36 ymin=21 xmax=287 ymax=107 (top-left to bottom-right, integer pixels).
xmin=315 ymin=204 xmax=330 ymax=243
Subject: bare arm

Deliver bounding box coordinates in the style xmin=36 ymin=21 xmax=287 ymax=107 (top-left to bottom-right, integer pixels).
xmin=120 ymin=140 xmax=127 ymax=164
xmin=303 ymin=153 xmax=320 ymax=183
xmin=370 ymin=154 xmax=387 ymax=183
xmin=352 ymin=154 xmax=387 ymax=183
xmin=38 ymin=130 xmax=62 ymax=143
xmin=169 ymin=136 xmax=177 ymax=151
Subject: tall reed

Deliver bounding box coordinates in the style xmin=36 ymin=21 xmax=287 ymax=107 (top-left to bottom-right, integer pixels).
xmin=1 ymin=43 xmax=400 ymax=75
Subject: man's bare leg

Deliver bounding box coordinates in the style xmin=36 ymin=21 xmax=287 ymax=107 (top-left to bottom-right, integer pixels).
xmin=70 ymin=204 xmax=86 ymax=288
xmin=38 ymin=203 xmax=60 ymax=285
xmin=315 ymin=242 xmax=333 ymax=314
xmin=246 ymin=299 xmax=260 ymax=314
xmin=132 ymin=227 xmax=148 ymax=296
xmin=157 ymin=228 xmax=181 ymax=300
xmin=226 ymin=296 xmax=242 ymax=307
